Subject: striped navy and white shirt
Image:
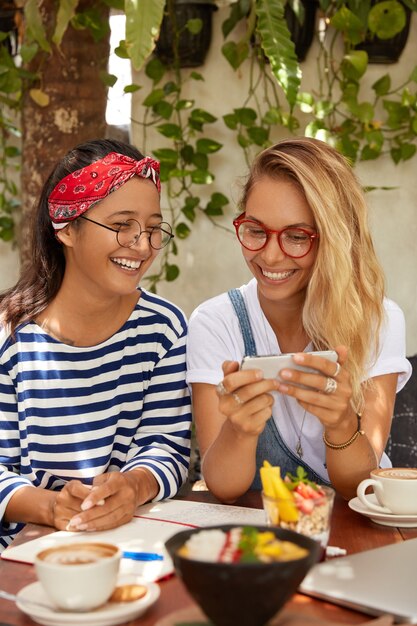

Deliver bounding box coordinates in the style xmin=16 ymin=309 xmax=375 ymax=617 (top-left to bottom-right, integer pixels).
xmin=0 ymin=290 xmax=192 ymax=551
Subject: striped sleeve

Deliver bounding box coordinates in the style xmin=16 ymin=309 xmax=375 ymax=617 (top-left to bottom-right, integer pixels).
xmin=121 ymin=298 xmax=192 ymax=499
xmin=0 ymin=360 xmax=35 ymax=550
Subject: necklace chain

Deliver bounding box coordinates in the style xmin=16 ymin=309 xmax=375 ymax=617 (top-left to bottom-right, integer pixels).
xmin=282 ymin=395 xmax=307 ymax=458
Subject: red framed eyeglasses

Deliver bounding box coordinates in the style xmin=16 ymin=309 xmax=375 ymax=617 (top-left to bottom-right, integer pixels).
xmin=233 ymin=213 xmax=319 ymax=258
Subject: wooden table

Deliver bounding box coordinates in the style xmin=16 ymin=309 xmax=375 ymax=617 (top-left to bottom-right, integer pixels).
xmin=1 ymin=489 xmax=416 ymax=625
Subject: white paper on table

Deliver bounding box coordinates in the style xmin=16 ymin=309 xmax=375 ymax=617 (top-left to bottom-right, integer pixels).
xmin=1 ymin=499 xmax=265 ymax=581
xmin=136 ymin=498 xmax=265 ymax=528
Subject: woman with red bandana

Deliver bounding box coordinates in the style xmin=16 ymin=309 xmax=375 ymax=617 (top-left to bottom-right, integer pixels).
xmin=187 ymin=137 xmax=411 ymax=502
xmin=0 ymin=139 xmax=191 ymax=551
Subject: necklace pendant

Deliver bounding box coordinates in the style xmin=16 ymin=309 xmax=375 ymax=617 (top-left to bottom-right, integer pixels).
xmin=296 ymin=441 xmax=303 ymax=458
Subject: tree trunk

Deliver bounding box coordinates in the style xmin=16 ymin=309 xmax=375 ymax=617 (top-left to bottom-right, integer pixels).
xmin=20 ymin=0 xmax=110 ymax=265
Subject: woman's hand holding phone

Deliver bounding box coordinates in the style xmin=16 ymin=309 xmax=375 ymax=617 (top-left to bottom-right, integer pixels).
xmin=215 ymin=360 xmax=280 ymax=438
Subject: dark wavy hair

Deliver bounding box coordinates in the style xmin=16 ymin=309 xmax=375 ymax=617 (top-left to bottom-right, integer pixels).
xmin=0 ymin=139 xmax=145 ymax=334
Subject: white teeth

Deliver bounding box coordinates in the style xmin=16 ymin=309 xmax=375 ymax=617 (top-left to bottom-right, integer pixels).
xmin=111 ymin=257 xmax=141 ymax=270
xmin=262 ymin=269 xmax=294 ymax=280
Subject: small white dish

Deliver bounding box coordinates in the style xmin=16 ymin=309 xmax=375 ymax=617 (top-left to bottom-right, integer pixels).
xmin=349 ymin=494 xmax=417 ymax=527
xmin=16 ymin=575 xmax=160 ymax=626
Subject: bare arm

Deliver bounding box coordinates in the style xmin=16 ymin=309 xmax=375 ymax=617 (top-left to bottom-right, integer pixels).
xmin=192 ymin=362 xmax=279 ymax=502
xmin=324 ymin=373 xmax=398 ymax=499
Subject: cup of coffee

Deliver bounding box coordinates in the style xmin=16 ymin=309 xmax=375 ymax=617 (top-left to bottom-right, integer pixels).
xmin=35 ymin=542 xmax=121 ymax=611
xmin=356 ymin=467 xmax=417 ymax=515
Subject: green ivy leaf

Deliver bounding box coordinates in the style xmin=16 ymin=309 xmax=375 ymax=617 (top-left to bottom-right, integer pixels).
xmin=175 ymin=222 xmax=191 ymax=239
xmin=235 ymin=107 xmax=257 ymax=127
xmin=190 ymin=71 xmax=204 ymax=82
xmin=372 ymin=74 xmax=391 ymax=97
xmin=154 ymin=101 xmax=173 ymax=119
xmin=368 ymin=1 xmax=406 ymax=39
xmin=223 ymin=113 xmax=238 ymax=130
xmin=153 ymin=148 xmax=178 ymax=165
xmin=71 ymin=7 xmax=110 ymax=42
xmin=347 ymin=101 xmax=374 ymax=124
xmin=390 ymin=147 xmax=402 ymax=164
xmin=182 ymin=205 xmax=196 ymax=222
xmin=157 ymin=123 xmax=182 ymax=140
xmin=186 ymin=18 xmax=203 ymax=35
xmin=115 ymin=40 xmax=130 ymax=59
xmin=123 ymin=84 xmax=142 ymax=94
xmin=181 ymin=145 xmax=194 ymax=163
xmin=247 ymin=126 xmax=269 ymax=146
xmin=383 ymin=100 xmax=409 ymax=127
xmin=331 ymin=6 xmax=364 ymax=46
xmin=190 ymin=108 xmax=217 ymax=125
xmin=221 ymin=41 xmax=249 ymax=70
xmin=342 ymin=50 xmax=368 ymax=80
xmin=192 ymin=153 xmax=209 ymax=170
xmin=208 ymin=192 xmax=229 ymax=209
xmin=263 ymin=106 xmax=282 ymax=124
xmin=399 ymin=143 xmax=417 ymax=161
xmin=100 ymin=72 xmax=118 ymax=87
xmin=145 ymin=58 xmax=166 ymax=82
xmin=196 ymin=138 xmax=222 ymax=154
xmin=176 ymin=99 xmax=194 ymax=111
xmin=19 ymin=42 xmax=38 ymax=64
xmin=5 ymin=146 xmax=20 ymax=158
xmin=143 ymin=88 xmax=165 ymax=106
xmin=165 ymin=264 xmax=180 ymax=281
xmin=191 ymin=170 xmax=214 ymax=184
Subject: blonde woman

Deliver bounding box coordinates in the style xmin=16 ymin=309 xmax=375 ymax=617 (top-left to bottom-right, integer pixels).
xmin=187 ymin=137 xmax=411 ymax=501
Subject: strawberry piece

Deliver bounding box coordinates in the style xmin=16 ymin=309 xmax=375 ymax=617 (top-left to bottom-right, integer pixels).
xmin=298 ymin=498 xmax=315 ymax=514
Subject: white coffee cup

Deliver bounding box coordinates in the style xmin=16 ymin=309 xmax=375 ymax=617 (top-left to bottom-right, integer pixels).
xmin=357 ymin=467 xmax=417 ymax=515
xmin=35 ymin=542 xmax=121 ymax=611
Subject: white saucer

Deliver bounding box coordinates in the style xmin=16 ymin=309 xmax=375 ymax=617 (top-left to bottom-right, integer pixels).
xmin=349 ymin=494 xmax=417 ymax=527
xmin=16 ymin=575 xmax=160 ymax=626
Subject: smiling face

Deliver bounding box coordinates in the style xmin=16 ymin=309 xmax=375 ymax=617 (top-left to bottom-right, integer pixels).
xmin=241 ymin=175 xmax=318 ymax=309
xmin=61 ymin=176 xmax=162 ymax=299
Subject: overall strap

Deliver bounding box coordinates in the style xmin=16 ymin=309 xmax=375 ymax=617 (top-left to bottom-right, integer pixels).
xmin=227 ymin=289 xmax=257 ymax=357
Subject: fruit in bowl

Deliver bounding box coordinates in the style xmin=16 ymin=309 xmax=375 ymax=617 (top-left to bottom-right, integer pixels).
xmin=261 ymin=463 xmax=335 ymax=555
xmin=165 ymin=524 xmax=320 ymax=626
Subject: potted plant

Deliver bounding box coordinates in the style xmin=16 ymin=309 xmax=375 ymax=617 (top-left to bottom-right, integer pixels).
xmin=334 ymin=0 xmax=413 ymax=63
xmin=155 ymin=0 xmax=218 ymax=67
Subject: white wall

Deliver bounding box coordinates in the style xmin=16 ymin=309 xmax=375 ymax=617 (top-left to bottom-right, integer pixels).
xmin=1 ymin=9 xmax=416 ymax=356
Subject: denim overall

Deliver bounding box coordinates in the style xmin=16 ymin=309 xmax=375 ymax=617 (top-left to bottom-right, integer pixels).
xmin=228 ymin=289 xmax=330 ymax=489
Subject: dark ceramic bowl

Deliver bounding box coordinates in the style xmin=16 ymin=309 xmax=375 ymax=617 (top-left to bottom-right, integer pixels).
xmin=165 ymin=524 xmax=320 ymax=626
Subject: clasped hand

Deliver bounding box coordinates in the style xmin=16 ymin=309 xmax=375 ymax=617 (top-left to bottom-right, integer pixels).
xmin=52 ymin=471 xmax=143 ymax=532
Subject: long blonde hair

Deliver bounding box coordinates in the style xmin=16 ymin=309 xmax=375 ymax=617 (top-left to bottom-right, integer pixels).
xmin=239 ymin=137 xmax=385 ymax=410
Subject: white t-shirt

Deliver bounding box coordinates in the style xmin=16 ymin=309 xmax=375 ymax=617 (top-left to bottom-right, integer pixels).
xmin=186 ymin=278 xmax=412 ymax=481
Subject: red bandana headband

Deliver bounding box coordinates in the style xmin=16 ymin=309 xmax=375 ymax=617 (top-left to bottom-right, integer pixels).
xmin=48 ymin=152 xmax=161 ymax=230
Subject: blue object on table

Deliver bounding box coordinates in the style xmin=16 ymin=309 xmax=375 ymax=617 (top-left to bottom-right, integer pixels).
xmin=122 ymin=551 xmax=163 ymax=561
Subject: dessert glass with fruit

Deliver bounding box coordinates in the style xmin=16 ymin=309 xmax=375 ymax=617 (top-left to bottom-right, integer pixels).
xmin=261 ymin=463 xmax=335 ymax=560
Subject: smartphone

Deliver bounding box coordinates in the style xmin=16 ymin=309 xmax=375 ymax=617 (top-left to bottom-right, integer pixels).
xmin=240 ymin=350 xmax=338 ymax=382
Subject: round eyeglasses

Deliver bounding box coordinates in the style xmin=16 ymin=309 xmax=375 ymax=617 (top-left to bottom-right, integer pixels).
xmin=233 ymin=213 xmax=319 ymax=258
xmin=80 ymin=216 xmax=174 ymax=250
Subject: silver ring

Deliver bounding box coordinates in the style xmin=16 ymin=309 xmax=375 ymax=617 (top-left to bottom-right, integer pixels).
xmin=324 ymin=377 xmax=338 ymax=395
xmin=232 ymin=392 xmax=243 ymax=406
xmin=216 ymin=381 xmax=228 ymax=397
xmin=333 ymin=362 xmax=341 ymax=378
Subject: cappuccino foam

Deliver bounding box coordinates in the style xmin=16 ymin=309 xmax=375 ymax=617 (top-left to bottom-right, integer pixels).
xmin=39 ymin=543 xmax=117 ymax=565
xmin=373 ymin=468 xmax=417 ymax=480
